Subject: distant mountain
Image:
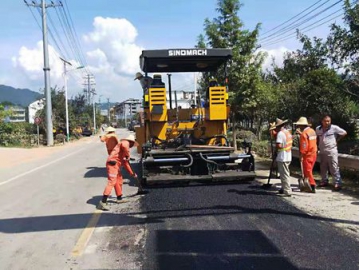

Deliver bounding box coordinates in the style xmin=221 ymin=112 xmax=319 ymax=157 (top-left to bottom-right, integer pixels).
xmin=0 ymin=85 xmax=43 ymax=107
xmin=99 ymin=102 xmax=118 ymax=110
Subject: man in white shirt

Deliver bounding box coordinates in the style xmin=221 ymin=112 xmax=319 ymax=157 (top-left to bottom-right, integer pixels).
xmin=275 ymin=118 xmax=293 ymax=197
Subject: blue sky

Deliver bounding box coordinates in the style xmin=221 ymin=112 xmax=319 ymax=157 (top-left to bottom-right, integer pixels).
xmin=0 ymin=0 xmax=348 ymax=103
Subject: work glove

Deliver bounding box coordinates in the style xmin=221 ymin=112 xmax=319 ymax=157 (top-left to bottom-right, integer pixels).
xmin=108 ymin=160 xmax=116 ymax=166
xmin=132 ymin=173 xmax=138 ymax=178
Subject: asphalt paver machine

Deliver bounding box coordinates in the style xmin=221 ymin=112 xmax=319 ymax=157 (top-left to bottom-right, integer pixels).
xmin=135 ymin=48 xmax=255 ymax=185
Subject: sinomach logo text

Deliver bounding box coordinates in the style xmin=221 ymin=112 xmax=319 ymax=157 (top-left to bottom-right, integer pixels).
xmin=168 ymin=49 xmax=207 ymax=56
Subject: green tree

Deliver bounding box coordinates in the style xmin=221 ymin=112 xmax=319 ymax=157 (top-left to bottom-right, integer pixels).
xmin=0 ymin=104 xmax=13 ymax=122
xmin=197 ymin=0 xmax=267 ymax=144
xmin=327 ymin=0 xmax=359 ymax=99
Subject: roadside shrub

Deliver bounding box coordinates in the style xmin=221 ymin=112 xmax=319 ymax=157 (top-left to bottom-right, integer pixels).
xmin=252 ymin=140 xmax=271 ymax=158
xmin=55 ymin=134 xmax=66 ymax=144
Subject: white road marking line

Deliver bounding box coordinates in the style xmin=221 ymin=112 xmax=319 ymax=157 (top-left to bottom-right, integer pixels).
xmin=0 ymin=147 xmax=87 ymax=187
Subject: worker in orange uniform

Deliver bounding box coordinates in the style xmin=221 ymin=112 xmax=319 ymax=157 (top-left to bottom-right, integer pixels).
xmin=294 ymin=117 xmax=317 ymax=193
xmin=99 ymin=126 xmax=119 ymax=155
xmin=97 ymin=134 xmax=139 ymax=211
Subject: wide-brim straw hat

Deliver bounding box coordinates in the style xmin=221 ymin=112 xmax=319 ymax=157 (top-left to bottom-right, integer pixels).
xmin=134 ymin=72 xmax=143 ymax=80
xmin=294 ymin=117 xmax=311 ymax=126
xmin=121 ymin=134 xmax=139 ymax=146
xmin=275 ymin=118 xmax=288 ymax=127
xmin=105 ymin=126 xmax=116 ymax=133
xmin=269 ymin=122 xmax=276 ymax=131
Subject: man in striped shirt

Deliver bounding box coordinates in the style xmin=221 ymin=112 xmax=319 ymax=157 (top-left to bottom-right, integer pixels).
xmin=316 ymin=115 xmax=347 ymax=191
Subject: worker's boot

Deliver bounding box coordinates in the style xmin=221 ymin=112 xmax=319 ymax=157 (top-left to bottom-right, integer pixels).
xmin=311 ymin=185 xmax=316 ymax=193
xmin=116 ymin=196 xmax=128 ymax=204
xmin=97 ymin=201 xmax=110 ymax=211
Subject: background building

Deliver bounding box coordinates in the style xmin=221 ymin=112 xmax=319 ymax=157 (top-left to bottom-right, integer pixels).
xmin=167 ymin=90 xmax=195 ymax=109
xmin=28 ymin=99 xmax=44 ymax=124
xmin=114 ymin=98 xmax=142 ymax=124
xmin=4 ymin=105 xmax=26 ymax=123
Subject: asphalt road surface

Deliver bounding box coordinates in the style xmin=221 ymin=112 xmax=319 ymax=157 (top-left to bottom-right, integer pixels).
xmin=0 ymin=128 xmax=358 ymax=270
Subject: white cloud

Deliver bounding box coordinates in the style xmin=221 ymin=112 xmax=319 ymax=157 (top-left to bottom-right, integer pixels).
xmin=83 ymin=17 xmax=143 ymax=76
xmin=5 ymin=16 xmax=146 ymax=101
xmin=259 ymin=46 xmax=290 ymax=71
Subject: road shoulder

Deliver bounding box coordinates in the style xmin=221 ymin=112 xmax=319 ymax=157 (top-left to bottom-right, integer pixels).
xmin=255 ymin=161 xmax=359 ymax=239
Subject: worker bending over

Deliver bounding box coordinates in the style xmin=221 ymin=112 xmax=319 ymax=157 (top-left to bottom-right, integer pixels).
xmin=97 ymin=134 xmax=139 ymax=211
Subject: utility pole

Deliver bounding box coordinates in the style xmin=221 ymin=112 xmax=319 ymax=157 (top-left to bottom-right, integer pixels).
xmin=60 ymin=57 xmax=71 ymax=142
xmin=25 ymin=0 xmax=60 ymax=146
xmin=92 ymin=91 xmax=96 ymax=134
xmin=59 ymin=59 xmax=84 ymax=142
xmin=83 ymin=74 xmax=95 ymax=105
xmin=82 ymin=73 xmax=96 ymax=132
xmin=107 ymin=98 xmax=110 ymax=125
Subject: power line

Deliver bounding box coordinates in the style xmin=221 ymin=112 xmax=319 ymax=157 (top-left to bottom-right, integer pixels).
xmin=259 ymin=0 xmax=341 ymax=42
xmin=262 ymin=13 xmax=344 ymax=47
xmin=260 ymin=0 xmax=323 ymax=36
xmin=261 ymin=8 xmax=344 ymax=47
xmin=57 ymin=1 xmax=90 ymax=74
xmin=260 ymin=0 xmax=357 ymax=47
xmin=62 ymin=0 xmax=89 ymax=69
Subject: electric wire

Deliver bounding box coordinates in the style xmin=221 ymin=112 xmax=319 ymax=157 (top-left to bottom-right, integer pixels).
xmin=58 ymin=1 xmax=90 ymax=74
xmin=260 ymin=0 xmax=342 ymax=43
xmin=262 ymin=13 xmax=344 ymax=47
xmin=62 ymin=0 xmax=89 ymax=69
xmin=261 ymin=7 xmax=344 ymax=46
xmin=56 ymin=4 xmax=83 ymax=66
xmin=260 ymin=0 xmax=323 ymax=36
xmin=34 ymin=5 xmax=68 ymax=63
xmin=46 ymin=9 xmax=71 ymax=60
xmin=261 ymin=0 xmax=357 ymax=47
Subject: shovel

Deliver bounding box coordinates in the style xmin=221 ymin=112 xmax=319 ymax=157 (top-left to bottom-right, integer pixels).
xmin=299 ymin=159 xmax=311 ymax=192
xmin=129 ymin=158 xmax=149 ymax=195
xmin=298 ymin=162 xmax=305 ymax=192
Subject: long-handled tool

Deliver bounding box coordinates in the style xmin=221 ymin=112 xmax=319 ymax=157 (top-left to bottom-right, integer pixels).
xmin=129 ymin=158 xmax=149 ymax=195
xmin=262 ymin=138 xmax=276 ymax=189
xmin=299 ymin=158 xmax=311 ymax=192
xmin=298 ymin=161 xmax=305 ymax=191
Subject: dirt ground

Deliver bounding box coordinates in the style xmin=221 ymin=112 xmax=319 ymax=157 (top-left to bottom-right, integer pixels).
xmin=256 ymin=160 xmax=359 ymax=238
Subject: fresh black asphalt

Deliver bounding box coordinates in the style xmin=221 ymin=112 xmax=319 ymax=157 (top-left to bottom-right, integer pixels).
xmin=137 ymin=181 xmax=358 ymax=270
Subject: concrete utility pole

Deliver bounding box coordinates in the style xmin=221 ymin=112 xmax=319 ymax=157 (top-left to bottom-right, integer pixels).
xmin=60 ymin=57 xmax=71 ymax=142
xmin=92 ymin=92 xmax=96 ymax=134
xmin=107 ymin=98 xmax=110 ymax=124
xmin=25 ymin=0 xmax=60 ymax=146
xmin=60 ymin=59 xmax=84 ymax=142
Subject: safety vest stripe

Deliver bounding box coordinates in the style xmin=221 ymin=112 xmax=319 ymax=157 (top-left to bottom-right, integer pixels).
xmin=278 ymin=130 xmax=293 ymax=152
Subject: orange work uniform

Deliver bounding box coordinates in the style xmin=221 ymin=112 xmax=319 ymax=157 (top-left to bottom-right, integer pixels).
xmin=100 ymin=133 xmax=119 ymax=155
xmin=299 ymin=127 xmax=317 ymax=186
xmin=103 ymin=140 xmax=135 ymax=197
